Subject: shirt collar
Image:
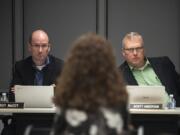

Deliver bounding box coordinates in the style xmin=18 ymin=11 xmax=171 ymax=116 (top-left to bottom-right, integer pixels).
xmin=129 ymin=58 xmax=151 ymax=71
xmin=32 ymin=56 xmax=50 ymax=70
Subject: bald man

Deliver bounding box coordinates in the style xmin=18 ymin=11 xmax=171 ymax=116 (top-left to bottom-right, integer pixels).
xmin=9 ymin=29 xmax=64 ymax=101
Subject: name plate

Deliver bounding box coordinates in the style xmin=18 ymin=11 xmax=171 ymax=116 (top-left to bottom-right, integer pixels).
xmin=129 ymin=104 xmax=163 ymax=109
xmin=0 ymin=102 xmax=24 ymax=108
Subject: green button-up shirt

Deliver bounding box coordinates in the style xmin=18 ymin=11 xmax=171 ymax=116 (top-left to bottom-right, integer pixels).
xmin=129 ymin=59 xmax=169 ymax=103
xmin=129 ymin=59 xmax=162 ymax=86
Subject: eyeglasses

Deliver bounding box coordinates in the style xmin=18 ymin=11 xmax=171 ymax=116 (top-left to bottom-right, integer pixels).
xmin=123 ymin=46 xmax=144 ymax=53
xmin=31 ymin=44 xmax=49 ymax=49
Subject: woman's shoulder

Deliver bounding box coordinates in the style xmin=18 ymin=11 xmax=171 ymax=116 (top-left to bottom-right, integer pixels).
xmin=57 ymin=107 xmax=126 ymax=134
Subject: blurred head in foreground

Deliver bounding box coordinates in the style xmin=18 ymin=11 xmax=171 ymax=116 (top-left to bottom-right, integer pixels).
xmin=54 ymin=33 xmax=128 ymax=111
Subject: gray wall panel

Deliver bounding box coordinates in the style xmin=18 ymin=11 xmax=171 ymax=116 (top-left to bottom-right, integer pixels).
xmin=108 ymin=0 xmax=180 ymax=72
xmin=0 ymin=0 xmax=12 ymax=90
xmin=0 ymin=0 xmax=180 ymax=90
xmin=23 ymin=0 xmax=97 ymax=59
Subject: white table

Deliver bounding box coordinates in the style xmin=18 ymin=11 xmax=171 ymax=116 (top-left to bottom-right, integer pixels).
xmin=1 ymin=107 xmax=180 ymax=114
xmin=0 ymin=107 xmax=56 ymax=114
xmin=130 ymin=107 xmax=180 ymax=114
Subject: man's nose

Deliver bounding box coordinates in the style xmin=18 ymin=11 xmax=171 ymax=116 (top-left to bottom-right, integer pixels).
xmin=133 ymin=49 xmax=137 ymax=54
xmin=38 ymin=46 xmax=43 ymax=52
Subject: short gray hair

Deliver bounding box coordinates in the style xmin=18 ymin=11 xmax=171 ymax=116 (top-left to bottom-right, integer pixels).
xmin=122 ymin=32 xmax=144 ymax=48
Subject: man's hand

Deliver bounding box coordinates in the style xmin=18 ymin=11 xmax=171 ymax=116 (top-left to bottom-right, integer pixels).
xmin=51 ymin=84 xmax=56 ymax=87
xmin=11 ymin=87 xmax=15 ymax=93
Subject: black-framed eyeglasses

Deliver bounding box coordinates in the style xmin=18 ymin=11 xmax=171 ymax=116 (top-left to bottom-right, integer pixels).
xmin=31 ymin=44 xmax=49 ymax=49
xmin=123 ymin=46 xmax=144 ymax=53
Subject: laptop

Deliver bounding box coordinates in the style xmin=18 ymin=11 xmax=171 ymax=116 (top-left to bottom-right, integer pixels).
xmin=126 ymin=85 xmax=168 ymax=109
xmin=15 ymin=85 xmax=54 ymax=108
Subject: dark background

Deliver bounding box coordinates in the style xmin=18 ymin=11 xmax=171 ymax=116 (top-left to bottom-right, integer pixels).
xmin=0 ymin=0 xmax=179 ymax=91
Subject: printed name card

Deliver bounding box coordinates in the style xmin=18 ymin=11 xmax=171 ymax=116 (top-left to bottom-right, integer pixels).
xmin=0 ymin=102 xmax=24 ymax=108
xmin=129 ymin=104 xmax=163 ymax=109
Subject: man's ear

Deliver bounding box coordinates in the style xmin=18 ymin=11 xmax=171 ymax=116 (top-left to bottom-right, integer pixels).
xmin=122 ymin=49 xmax=125 ymax=57
xmin=28 ymin=43 xmax=31 ymax=52
xmin=48 ymin=44 xmax=51 ymax=52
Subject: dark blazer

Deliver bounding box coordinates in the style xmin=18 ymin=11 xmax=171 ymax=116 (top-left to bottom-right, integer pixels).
xmin=9 ymin=55 xmax=64 ymax=101
xmin=119 ymin=56 xmax=180 ymax=106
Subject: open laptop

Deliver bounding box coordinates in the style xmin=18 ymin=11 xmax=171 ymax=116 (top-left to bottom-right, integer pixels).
xmin=15 ymin=85 xmax=54 ymax=108
xmin=126 ymin=85 xmax=168 ymax=109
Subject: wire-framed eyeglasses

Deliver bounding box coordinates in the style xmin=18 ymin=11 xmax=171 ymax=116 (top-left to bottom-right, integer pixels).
xmin=123 ymin=46 xmax=144 ymax=53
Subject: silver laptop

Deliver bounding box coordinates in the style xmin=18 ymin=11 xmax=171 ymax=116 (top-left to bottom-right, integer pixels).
xmin=15 ymin=85 xmax=54 ymax=108
xmin=126 ymin=85 xmax=168 ymax=108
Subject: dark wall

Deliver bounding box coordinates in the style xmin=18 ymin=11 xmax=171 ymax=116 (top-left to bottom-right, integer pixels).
xmin=108 ymin=0 xmax=180 ymax=71
xmin=23 ymin=0 xmax=97 ymax=59
xmin=0 ymin=0 xmax=180 ymax=91
xmin=0 ymin=0 xmax=12 ymax=90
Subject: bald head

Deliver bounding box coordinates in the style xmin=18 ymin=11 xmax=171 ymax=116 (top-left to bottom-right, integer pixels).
xmin=29 ymin=29 xmax=49 ymax=44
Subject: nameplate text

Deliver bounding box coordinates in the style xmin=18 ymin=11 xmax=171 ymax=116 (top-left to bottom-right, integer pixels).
xmin=129 ymin=104 xmax=163 ymax=109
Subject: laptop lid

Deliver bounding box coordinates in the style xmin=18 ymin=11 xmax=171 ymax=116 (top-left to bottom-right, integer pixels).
xmin=126 ymin=85 xmax=168 ymax=107
xmin=15 ymin=85 xmax=54 ymax=108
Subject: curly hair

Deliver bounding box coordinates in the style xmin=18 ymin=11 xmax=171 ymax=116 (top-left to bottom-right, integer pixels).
xmin=54 ymin=33 xmax=128 ymax=111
